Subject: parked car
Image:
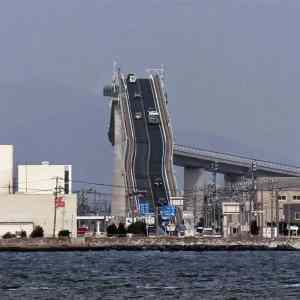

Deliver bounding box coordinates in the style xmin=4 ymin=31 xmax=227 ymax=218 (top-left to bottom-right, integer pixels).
xmin=77 ymin=225 xmax=89 ymax=236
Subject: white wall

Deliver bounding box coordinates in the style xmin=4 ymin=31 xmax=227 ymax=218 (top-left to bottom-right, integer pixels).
xmin=0 ymin=145 xmax=13 ymax=194
xmin=18 ymin=164 xmax=72 ymax=194
xmin=0 ymin=194 xmax=77 ymax=237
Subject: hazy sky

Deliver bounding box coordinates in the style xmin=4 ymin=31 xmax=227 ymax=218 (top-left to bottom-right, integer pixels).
xmin=1 ymin=0 xmax=300 ymax=191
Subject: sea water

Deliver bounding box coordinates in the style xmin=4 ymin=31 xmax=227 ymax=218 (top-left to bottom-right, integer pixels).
xmin=0 ymin=250 xmax=300 ymax=299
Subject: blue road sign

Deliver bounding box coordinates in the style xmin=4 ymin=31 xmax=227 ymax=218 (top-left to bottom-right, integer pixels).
xmin=160 ymin=205 xmax=176 ymax=220
xmin=139 ymin=203 xmax=150 ymax=215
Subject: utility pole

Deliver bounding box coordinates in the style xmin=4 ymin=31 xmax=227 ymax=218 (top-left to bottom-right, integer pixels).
xmin=275 ymin=188 xmax=279 ymax=238
xmin=250 ymin=160 xmax=257 ymax=234
xmin=271 ymin=185 xmax=274 ymax=239
xmin=155 ymin=204 xmax=160 ymax=236
xmin=53 ymin=176 xmax=63 ymax=238
xmin=211 ymin=161 xmax=218 ymax=231
xmin=288 ymin=197 xmax=291 ymax=239
xmin=260 ymin=188 xmax=264 ymax=238
xmin=94 ymin=189 xmax=97 ymax=214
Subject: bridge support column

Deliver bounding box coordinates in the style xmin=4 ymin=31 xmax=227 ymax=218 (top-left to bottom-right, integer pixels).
xmin=184 ymin=167 xmax=209 ymax=225
xmin=111 ymin=103 xmax=126 ymax=217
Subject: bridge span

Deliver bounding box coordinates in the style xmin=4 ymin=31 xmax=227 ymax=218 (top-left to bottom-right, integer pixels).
xmin=174 ymin=144 xmax=300 ymax=178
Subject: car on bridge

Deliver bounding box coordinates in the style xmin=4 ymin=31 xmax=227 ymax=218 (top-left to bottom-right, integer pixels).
xmin=147 ymin=109 xmax=160 ymax=124
xmin=127 ymin=74 xmax=136 ymax=83
xmin=154 ymin=177 xmax=163 ymax=187
xmin=134 ymin=112 xmax=143 ymax=120
xmin=134 ymin=91 xmax=142 ymax=99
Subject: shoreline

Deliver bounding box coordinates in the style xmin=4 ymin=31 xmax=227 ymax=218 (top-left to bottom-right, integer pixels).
xmin=0 ymin=237 xmax=299 ymax=252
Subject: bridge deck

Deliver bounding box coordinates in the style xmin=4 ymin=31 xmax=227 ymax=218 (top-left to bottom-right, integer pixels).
xmin=174 ymin=144 xmax=300 ymax=177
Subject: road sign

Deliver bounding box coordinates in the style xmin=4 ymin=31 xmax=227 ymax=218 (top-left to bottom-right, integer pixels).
xmin=160 ymin=205 xmax=176 ymax=220
xmin=144 ymin=215 xmax=155 ymax=225
xmin=139 ymin=203 xmax=150 ymax=215
xmin=167 ymin=224 xmax=176 ymax=232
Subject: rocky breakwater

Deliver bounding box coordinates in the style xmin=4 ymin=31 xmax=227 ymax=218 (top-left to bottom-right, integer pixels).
xmin=84 ymin=236 xmax=297 ymax=251
xmin=0 ymin=236 xmax=298 ymax=251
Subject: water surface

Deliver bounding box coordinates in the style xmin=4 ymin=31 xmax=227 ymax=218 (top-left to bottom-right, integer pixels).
xmin=0 ymin=250 xmax=299 ymax=299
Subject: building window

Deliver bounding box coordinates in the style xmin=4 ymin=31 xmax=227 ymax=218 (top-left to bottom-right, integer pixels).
xmin=278 ymin=195 xmax=287 ymax=200
xmin=295 ymin=212 xmax=300 ymax=220
xmin=293 ymin=195 xmax=300 ymax=200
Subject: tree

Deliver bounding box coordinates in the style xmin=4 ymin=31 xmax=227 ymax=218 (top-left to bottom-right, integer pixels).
xmin=127 ymin=221 xmax=147 ymax=235
xmin=250 ymin=220 xmax=259 ymax=235
xmin=20 ymin=230 xmax=27 ymax=238
xmin=117 ymin=223 xmax=127 ymax=236
xmin=30 ymin=225 xmax=44 ymax=238
xmin=106 ymin=223 xmax=118 ymax=236
xmin=2 ymin=232 xmax=15 ymax=239
xmin=58 ymin=230 xmax=70 ymax=238
xmin=279 ymin=222 xmax=288 ymax=235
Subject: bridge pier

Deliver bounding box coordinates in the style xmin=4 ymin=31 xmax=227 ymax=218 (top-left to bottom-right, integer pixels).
xmin=111 ymin=103 xmax=127 ymax=217
xmin=224 ymin=174 xmax=242 ymax=187
xmin=183 ymin=167 xmax=209 ymax=224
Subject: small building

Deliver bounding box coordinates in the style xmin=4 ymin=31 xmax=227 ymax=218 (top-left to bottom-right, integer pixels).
xmin=256 ymin=189 xmax=300 ymax=228
xmin=222 ymin=202 xmax=240 ymax=238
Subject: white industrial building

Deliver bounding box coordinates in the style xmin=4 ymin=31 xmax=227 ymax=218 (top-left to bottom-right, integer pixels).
xmin=0 ymin=145 xmax=77 ymax=238
xmin=0 ymin=194 xmax=77 ymax=237
xmin=18 ymin=163 xmax=72 ymax=195
xmin=0 ymin=145 xmax=13 ymax=194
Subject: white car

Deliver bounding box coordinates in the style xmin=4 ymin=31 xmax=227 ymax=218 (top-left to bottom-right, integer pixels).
xmin=135 ymin=112 xmax=143 ymax=120
xmin=134 ymin=92 xmax=141 ymax=98
xmin=147 ymin=109 xmax=160 ymax=124
xmin=128 ymin=74 xmax=136 ymax=83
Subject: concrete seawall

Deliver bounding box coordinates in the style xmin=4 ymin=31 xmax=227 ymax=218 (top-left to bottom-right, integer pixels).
xmin=0 ymin=237 xmax=299 ymax=251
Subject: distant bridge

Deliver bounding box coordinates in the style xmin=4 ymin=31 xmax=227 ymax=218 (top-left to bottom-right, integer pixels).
xmin=174 ymin=144 xmax=300 ymax=178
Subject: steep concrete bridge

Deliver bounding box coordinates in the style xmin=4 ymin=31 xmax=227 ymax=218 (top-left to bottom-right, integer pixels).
xmin=104 ymin=68 xmax=300 ymax=227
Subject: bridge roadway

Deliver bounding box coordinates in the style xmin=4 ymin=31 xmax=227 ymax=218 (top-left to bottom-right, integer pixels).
xmin=126 ymin=77 xmax=152 ymax=207
xmin=151 ymin=74 xmax=177 ymax=197
xmin=125 ymin=76 xmax=171 ymax=216
xmin=174 ymin=144 xmax=300 ymax=177
xmin=140 ymin=78 xmax=169 ymax=206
